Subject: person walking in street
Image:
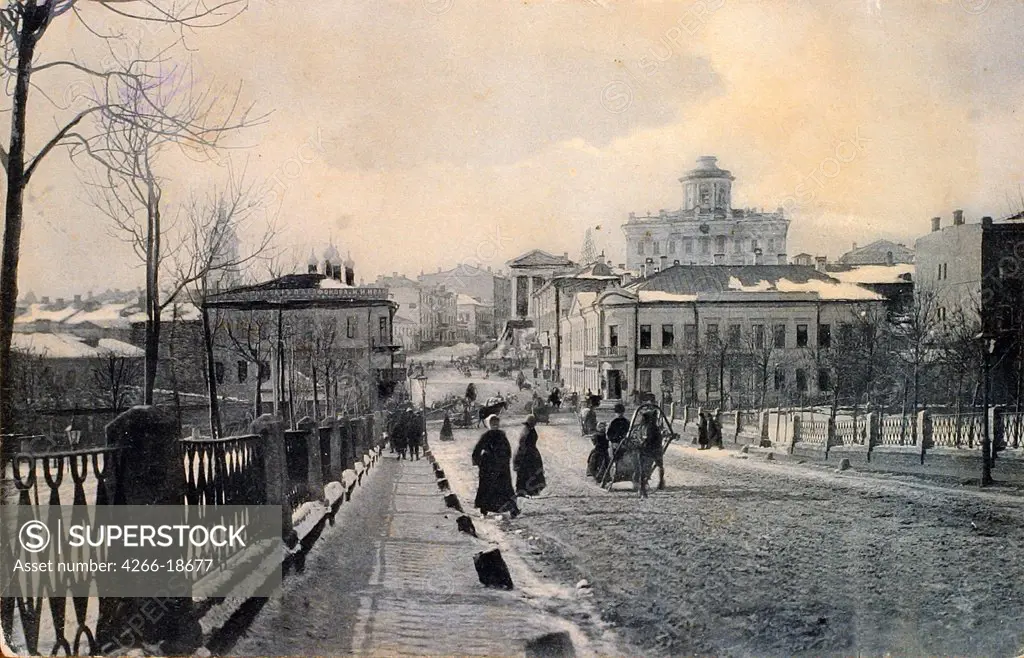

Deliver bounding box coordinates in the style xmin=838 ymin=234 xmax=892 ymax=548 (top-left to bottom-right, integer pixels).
xmin=580 ymin=400 xmax=598 ymax=435
xmin=392 ymin=407 xmax=411 ymax=459
xmin=638 ymin=409 xmax=665 ymax=497
xmin=709 ymin=412 xmax=724 ymax=449
xmin=465 ymin=382 xmax=477 ymax=405
xmin=548 ymin=387 xmax=562 ymax=410
xmin=440 ymin=412 xmax=454 ymax=441
xmin=698 ymin=411 xmax=709 ymax=450
xmin=408 ymin=409 xmax=424 ymax=460
xmin=587 ymin=421 xmax=610 ymax=480
xmin=513 ymin=415 xmax=546 ymax=497
xmin=471 ymin=415 xmax=520 ymax=517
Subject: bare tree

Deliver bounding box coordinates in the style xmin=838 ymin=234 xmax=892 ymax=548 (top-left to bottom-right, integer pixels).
xmin=77 ymin=61 xmax=263 ymax=408
xmin=0 ymin=0 xmax=248 ymax=432
xmin=892 ymin=288 xmax=941 ymax=416
xmin=90 ymin=350 xmax=142 ymax=412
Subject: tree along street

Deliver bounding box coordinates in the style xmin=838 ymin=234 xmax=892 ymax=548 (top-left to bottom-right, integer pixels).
xmin=433 ymin=411 xmax=1024 ymax=657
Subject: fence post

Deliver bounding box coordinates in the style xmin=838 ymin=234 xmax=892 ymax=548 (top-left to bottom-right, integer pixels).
xmin=917 ymin=409 xmax=931 ymax=464
xmin=340 ymin=417 xmax=354 ymax=471
xmin=865 ymin=412 xmax=877 ymax=460
xmin=825 ymin=416 xmax=836 ymax=459
xmin=325 ymin=419 xmax=343 ymax=483
xmin=991 ymin=405 xmax=1003 ymax=454
xmin=297 ymin=417 xmax=325 ymax=501
xmin=789 ymin=414 xmax=800 ymax=454
xmin=100 ymin=406 xmax=201 ymax=654
xmin=251 ymin=414 xmax=294 ymax=544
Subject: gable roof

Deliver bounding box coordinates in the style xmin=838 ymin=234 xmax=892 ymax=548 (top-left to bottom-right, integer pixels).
xmin=506 ymin=249 xmax=575 ymax=269
xmin=838 ymin=240 xmax=914 ymax=265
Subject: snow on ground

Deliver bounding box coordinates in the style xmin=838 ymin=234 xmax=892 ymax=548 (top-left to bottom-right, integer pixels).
xmin=412 ymin=343 xmax=481 ymax=360
xmin=429 ymin=387 xmax=1024 ymax=657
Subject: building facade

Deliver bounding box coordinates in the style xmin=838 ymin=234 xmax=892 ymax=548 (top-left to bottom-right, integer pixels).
xmin=506 ymin=249 xmax=576 ymax=321
xmin=838 ymin=239 xmax=914 ymax=266
xmin=915 ymin=211 xmax=1024 ymax=402
xmin=560 ymin=265 xmax=886 ymax=408
xmin=622 ymin=157 xmax=790 ymax=270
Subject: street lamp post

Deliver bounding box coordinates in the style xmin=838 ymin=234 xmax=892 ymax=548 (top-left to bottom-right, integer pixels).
xmin=978 ymin=332 xmax=997 ymax=487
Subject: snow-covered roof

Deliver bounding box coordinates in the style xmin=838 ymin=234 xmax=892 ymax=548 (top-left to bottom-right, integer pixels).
xmin=12 ymin=333 xmax=144 ymax=359
xmin=318 ymin=277 xmax=352 ymax=289
xmin=827 ymin=264 xmax=914 ymax=285
xmin=14 ymin=303 xmax=81 ymax=325
xmin=63 ymin=303 xmax=135 ymax=329
xmin=457 ymin=294 xmax=484 ymax=306
xmin=638 ymin=291 xmax=698 ymax=303
xmin=124 ymin=302 xmax=201 ymax=324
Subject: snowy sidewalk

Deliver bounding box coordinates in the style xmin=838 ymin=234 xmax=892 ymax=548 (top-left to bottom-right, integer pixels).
xmin=227 ymin=450 xmax=590 ymax=656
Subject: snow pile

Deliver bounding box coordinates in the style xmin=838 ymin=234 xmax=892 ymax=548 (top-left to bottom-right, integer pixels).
xmin=417 ymin=343 xmax=481 ymax=359
xmin=773 ymin=277 xmax=882 ymax=300
xmin=318 ymin=277 xmax=351 ymax=289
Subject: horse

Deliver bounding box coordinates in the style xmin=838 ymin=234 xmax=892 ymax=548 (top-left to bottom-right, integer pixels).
xmin=477 ymin=400 xmax=509 ymax=427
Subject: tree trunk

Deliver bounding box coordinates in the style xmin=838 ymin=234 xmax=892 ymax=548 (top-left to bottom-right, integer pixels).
xmin=0 ymin=29 xmax=38 ymax=433
xmin=143 ymin=184 xmax=161 ymax=404
xmin=202 ymin=305 xmax=221 ymax=438
xmin=169 ymin=307 xmax=183 ymax=436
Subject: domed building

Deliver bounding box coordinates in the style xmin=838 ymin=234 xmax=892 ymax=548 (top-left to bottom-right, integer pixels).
xmin=622 ymin=156 xmax=790 ymax=270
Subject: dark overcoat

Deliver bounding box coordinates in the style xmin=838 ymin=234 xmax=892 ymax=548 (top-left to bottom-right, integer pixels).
xmin=513 ymin=425 xmax=546 ymax=496
xmin=471 ymin=429 xmax=517 ymax=514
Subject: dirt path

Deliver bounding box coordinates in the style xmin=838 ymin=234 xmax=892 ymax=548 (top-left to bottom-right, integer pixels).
xmin=432 ymin=410 xmax=1024 ymax=657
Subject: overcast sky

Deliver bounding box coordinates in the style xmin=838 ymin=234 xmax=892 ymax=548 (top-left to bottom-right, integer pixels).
xmin=8 ymin=0 xmax=1024 ymax=298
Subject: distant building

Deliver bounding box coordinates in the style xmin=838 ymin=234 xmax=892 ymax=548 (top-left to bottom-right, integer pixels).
xmin=417 ymin=264 xmax=509 ymax=340
xmin=915 ymin=210 xmax=1024 ymax=402
xmin=791 ymin=253 xmax=814 ymax=266
xmin=456 ymin=294 xmax=493 ymax=342
xmin=531 ymin=261 xmax=622 ymax=380
xmin=838 ymin=239 xmax=914 ymax=266
xmin=825 ymin=263 xmax=914 ymax=316
xmin=505 ymin=249 xmax=576 ymax=321
xmin=560 ymin=264 xmax=885 ymax=406
xmin=622 ymin=157 xmax=790 ymax=270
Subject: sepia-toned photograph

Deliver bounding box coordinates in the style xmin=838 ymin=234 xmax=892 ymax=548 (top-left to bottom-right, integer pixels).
xmin=2 ymin=0 xmax=1024 ymax=656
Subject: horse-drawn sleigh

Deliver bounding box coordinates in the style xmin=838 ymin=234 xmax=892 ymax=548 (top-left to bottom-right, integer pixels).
xmin=588 ymin=402 xmax=678 ymax=498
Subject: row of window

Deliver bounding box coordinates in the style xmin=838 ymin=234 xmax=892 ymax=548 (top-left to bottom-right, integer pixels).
xmin=637 ymin=367 xmax=832 ymax=394
xmin=626 ymin=322 xmax=847 ymax=350
xmin=213 ymin=360 xmax=271 ymax=385
xmin=637 ymin=237 xmax=779 ymax=256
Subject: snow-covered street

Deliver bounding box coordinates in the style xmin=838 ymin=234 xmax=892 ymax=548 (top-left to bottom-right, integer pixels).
xmin=431 ymin=406 xmax=1024 ymax=657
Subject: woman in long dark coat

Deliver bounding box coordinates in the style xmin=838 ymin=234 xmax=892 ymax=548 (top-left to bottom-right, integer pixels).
xmin=697 ymin=411 xmax=709 ymax=450
xmin=471 ymin=415 xmax=520 ymax=516
xmin=514 ymin=415 xmax=546 ymax=496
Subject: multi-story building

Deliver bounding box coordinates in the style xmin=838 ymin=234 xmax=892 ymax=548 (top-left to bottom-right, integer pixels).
xmin=531 ymin=261 xmax=621 ymax=380
xmin=838 ymin=239 xmax=914 ymax=266
xmin=506 ymin=249 xmax=576 ymax=321
xmin=622 ymin=157 xmax=790 ymax=270
xmin=916 ymin=210 xmax=1024 ymax=401
xmin=560 ymin=264 xmax=885 ymax=407
xmin=417 ymin=264 xmax=509 ymax=340
xmin=206 ymin=253 xmax=402 ymax=419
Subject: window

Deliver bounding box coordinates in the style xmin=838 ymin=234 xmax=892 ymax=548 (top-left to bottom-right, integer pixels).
xmin=796 ymin=324 xmax=808 ymax=347
xmin=728 ymin=324 xmax=741 ymax=347
xmin=751 ymin=324 xmax=765 ymax=348
xmin=380 ymin=316 xmax=388 ymax=341
xmin=773 ymin=367 xmax=786 ymax=391
xmin=608 ymin=325 xmax=618 ymax=347
xmin=706 ymin=323 xmax=719 ymax=345
xmin=818 ymin=368 xmax=832 ymax=391
xmin=237 ymin=360 xmax=248 ymax=383
xmin=639 ymin=370 xmax=652 ymax=392
xmin=661 ymin=370 xmax=674 ymax=391
xmin=767 ymin=238 xmax=775 ymax=252
xmin=773 ymin=323 xmax=786 ymax=349
xmin=716 ymin=236 xmax=726 ymax=253
xmin=700 ymin=237 xmax=710 ymax=254
xmin=751 ymin=239 xmax=759 ymax=252
xmin=662 ymin=324 xmax=674 ymax=348
xmin=733 ymin=238 xmax=743 ymax=254
xmin=409 ymin=303 xmax=417 ymax=309
xmin=684 ymin=239 xmax=694 ymax=254
xmin=639 ymin=324 xmax=652 ymax=349
xmin=653 ymin=241 xmax=661 ymax=255
xmin=839 ymin=323 xmax=853 ymax=344
xmin=215 ymin=361 xmax=225 ymax=385
xmin=669 ymin=240 xmax=676 ymax=254
xmin=347 ymin=316 xmax=357 ymax=338
xmin=729 ymin=366 xmax=743 ymax=391
xmin=684 ymin=323 xmax=697 ymax=348
xmin=637 ymin=241 xmax=645 ymax=255
xmin=818 ymin=323 xmax=831 ymax=348
xmin=259 ymin=361 xmax=271 ymax=382
xmin=796 ymin=368 xmax=807 ymax=392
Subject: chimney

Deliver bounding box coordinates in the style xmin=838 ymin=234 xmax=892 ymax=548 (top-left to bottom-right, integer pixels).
xmin=673 ymin=259 xmax=681 ymax=266
xmin=41 ymin=296 xmax=50 ymax=305
xmin=563 ymin=252 xmax=569 ymax=260
xmin=56 ymin=297 xmax=65 ymax=306
xmin=815 ymin=256 xmax=827 ymax=272
xmin=73 ymin=294 xmax=82 ymax=305
xmin=931 ymin=216 xmax=941 ymax=232
xmin=852 ymin=242 xmax=858 ymax=251
xmin=982 ymin=216 xmax=993 ymax=228
xmin=618 ymin=263 xmax=625 ymax=270
xmin=713 ymin=253 xmax=724 ymax=265
xmin=393 ymin=271 xmax=398 ymax=278
xmin=953 ymin=209 xmax=964 ymax=226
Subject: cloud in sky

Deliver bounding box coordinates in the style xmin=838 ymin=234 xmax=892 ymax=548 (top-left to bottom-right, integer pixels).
xmin=8 ymin=0 xmax=1024 ymax=297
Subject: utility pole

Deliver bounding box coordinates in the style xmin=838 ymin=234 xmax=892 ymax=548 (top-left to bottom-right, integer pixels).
xmin=981 ymin=336 xmax=994 ymax=486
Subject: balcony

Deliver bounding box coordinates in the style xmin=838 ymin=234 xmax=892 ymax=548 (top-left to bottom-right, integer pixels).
xmin=371 ymin=337 xmax=403 ymax=352
xmin=600 ymin=345 xmax=627 ymax=360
